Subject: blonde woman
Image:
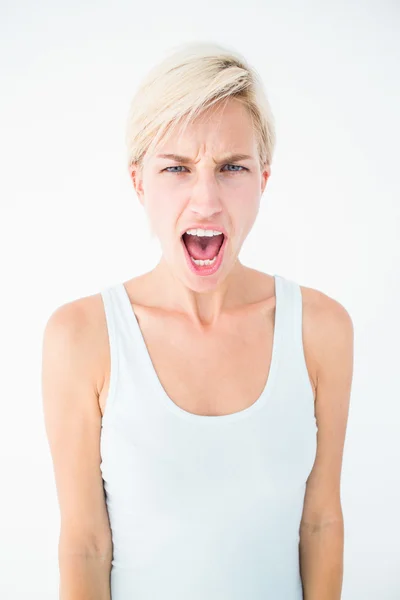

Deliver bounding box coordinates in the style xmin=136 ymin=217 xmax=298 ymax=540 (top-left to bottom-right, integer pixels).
xmin=42 ymin=42 xmax=354 ymax=600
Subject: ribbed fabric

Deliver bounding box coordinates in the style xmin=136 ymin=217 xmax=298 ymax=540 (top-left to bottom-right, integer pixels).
xmin=100 ymin=274 xmax=317 ymax=599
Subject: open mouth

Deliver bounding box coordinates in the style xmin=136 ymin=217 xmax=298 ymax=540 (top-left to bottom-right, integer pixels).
xmin=181 ymin=232 xmax=225 ymax=264
xmin=181 ymin=232 xmax=227 ymax=274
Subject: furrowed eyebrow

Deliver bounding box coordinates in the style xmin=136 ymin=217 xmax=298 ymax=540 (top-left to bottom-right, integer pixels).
xmin=155 ymin=153 xmax=254 ymax=163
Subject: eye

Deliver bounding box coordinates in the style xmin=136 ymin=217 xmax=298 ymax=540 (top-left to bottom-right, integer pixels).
xmin=222 ymin=164 xmax=248 ymax=173
xmin=162 ymin=164 xmax=248 ymax=174
xmin=163 ymin=166 xmax=188 ymax=173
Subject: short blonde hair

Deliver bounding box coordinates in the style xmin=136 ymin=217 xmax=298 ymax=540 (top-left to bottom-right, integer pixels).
xmin=125 ymin=41 xmax=276 ymax=173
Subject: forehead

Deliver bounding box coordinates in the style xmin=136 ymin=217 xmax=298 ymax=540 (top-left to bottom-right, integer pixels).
xmin=149 ymin=98 xmax=258 ymax=162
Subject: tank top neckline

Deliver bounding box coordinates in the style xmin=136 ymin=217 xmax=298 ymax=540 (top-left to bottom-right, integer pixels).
xmin=116 ymin=274 xmax=284 ymax=423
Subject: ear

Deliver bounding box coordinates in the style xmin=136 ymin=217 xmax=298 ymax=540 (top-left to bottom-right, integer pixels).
xmin=129 ymin=162 xmax=145 ymax=206
xmin=261 ymin=163 xmax=271 ymax=195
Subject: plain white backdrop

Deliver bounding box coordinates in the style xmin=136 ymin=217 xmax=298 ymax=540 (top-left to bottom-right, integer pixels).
xmin=1 ymin=0 xmax=399 ymax=598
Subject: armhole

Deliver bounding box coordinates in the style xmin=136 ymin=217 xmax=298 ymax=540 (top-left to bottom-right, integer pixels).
xmin=293 ymin=282 xmax=315 ymax=403
xmin=100 ymin=288 xmax=119 ymax=423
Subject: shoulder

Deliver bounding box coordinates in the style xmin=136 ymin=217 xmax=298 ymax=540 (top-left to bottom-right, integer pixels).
xmin=300 ymin=281 xmax=353 ymax=329
xmin=43 ymin=291 xmax=105 ymax=346
xmin=42 ymin=291 xmax=108 ymax=396
xmin=299 ymin=282 xmax=354 ymax=385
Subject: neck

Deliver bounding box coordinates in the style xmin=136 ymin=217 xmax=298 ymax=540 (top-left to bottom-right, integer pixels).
xmin=145 ymin=255 xmax=251 ymax=327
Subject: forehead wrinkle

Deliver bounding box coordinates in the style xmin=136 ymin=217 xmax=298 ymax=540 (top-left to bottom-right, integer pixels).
xmin=155 ymin=152 xmax=255 ymax=164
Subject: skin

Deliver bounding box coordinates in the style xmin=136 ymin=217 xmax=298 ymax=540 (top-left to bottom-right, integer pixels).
xmin=42 ymin=96 xmax=353 ymax=600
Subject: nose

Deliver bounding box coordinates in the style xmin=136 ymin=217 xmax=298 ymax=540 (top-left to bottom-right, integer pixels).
xmin=188 ymin=170 xmax=223 ymax=219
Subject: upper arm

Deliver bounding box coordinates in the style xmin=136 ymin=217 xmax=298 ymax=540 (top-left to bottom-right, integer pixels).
xmin=41 ymin=298 xmax=112 ymax=556
xmin=301 ymin=290 xmax=354 ymax=527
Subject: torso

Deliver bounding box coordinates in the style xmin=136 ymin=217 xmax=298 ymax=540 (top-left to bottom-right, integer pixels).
xmin=95 ymin=269 xmax=317 ymax=418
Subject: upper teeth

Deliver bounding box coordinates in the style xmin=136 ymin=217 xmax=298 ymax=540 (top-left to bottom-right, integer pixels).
xmin=185 ymin=229 xmax=223 ymax=237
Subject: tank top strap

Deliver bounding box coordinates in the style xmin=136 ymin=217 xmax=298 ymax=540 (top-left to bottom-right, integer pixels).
xmin=274 ymin=274 xmax=303 ymax=348
xmin=274 ymin=274 xmax=314 ymax=397
xmin=101 ymin=282 xmax=151 ymax=365
xmin=100 ymin=282 xmax=153 ymax=421
xmin=100 ymin=286 xmax=120 ymax=419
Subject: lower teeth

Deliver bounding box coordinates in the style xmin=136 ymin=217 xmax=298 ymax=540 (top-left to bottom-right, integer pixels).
xmin=191 ymin=255 xmax=217 ymax=266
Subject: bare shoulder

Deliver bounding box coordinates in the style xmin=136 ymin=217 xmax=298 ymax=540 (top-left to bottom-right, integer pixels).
xmin=42 ymin=292 xmax=108 ymax=397
xmin=299 ymin=283 xmax=354 ymax=385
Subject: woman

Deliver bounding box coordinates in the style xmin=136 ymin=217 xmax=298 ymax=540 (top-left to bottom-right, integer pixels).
xmin=42 ymin=42 xmax=354 ymax=599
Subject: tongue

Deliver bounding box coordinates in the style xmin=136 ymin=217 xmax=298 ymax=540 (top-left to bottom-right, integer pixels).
xmin=183 ymin=233 xmax=224 ymax=260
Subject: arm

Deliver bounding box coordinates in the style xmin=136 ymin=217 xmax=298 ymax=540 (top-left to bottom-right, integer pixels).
xmin=299 ymin=291 xmax=354 ymax=599
xmin=41 ymin=298 xmax=113 ymax=600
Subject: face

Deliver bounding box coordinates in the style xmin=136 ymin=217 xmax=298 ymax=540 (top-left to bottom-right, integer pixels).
xmin=130 ymin=97 xmax=270 ymax=290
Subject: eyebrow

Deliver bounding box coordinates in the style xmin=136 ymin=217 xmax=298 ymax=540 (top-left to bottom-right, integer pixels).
xmin=155 ymin=153 xmax=254 ymax=163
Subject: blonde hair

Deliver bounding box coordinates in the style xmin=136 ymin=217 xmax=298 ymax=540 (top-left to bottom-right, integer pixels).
xmin=125 ymin=41 xmax=276 ymax=174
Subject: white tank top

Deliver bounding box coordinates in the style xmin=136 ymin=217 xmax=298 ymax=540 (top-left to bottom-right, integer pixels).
xmin=100 ymin=274 xmax=317 ymax=599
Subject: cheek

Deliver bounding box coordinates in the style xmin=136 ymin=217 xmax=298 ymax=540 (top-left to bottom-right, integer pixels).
xmin=231 ymin=192 xmax=260 ymax=216
xmin=231 ymin=196 xmax=260 ymax=236
xmin=145 ymin=197 xmax=180 ymax=234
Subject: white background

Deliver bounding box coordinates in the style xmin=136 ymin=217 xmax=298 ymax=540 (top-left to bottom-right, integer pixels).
xmin=1 ymin=0 xmax=399 ymax=598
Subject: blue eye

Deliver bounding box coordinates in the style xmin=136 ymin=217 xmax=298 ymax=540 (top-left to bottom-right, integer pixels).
xmin=163 ymin=166 xmax=187 ymax=173
xmin=163 ymin=164 xmax=248 ymax=174
xmin=223 ymin=164 xmax=247 ymax=172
